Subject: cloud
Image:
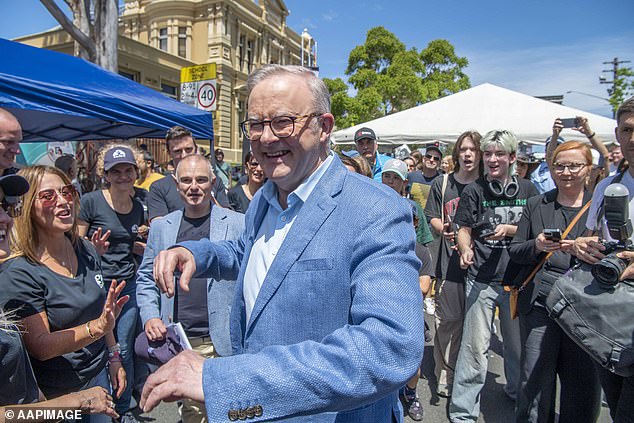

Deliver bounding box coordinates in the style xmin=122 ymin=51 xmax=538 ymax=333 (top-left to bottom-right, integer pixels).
xmin=322 ymin=10 xmax=338 ymax=22
xmin=462 ymin=34 xmax=633 ymax=118
xmin=300 ymin=18 xmax=318 ymax=30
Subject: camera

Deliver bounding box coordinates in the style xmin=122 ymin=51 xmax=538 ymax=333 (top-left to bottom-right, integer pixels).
xmin=590 ymin=183 xmax=633 ymax=287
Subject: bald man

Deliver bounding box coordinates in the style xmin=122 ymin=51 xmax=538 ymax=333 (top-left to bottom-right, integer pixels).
xmin=0 ymin=109 xmax=22 ymax=175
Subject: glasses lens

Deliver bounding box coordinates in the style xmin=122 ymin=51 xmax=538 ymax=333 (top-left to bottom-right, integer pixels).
xmin=426 ymin=154 xmax=440 ymax=162
xmin=271 ymin=116 xmax=295 ymax=138
xmin=242 ymin=121 xmax=262 ymax=140
xmin=60 ymin=185 xmax=76 ymax=201
xmin=38 ymin=189 xmax=57 ymax=205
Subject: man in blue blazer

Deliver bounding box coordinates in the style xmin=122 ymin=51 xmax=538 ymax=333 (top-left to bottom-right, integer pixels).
xmin=136 ymin=154 xmax=244 ymax=422
xmin=141 ymin=65 xmax=425 ymax=422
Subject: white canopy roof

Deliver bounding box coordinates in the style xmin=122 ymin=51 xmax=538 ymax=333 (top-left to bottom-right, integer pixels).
xmin=332 ymin=83 xmax=617 ymax=145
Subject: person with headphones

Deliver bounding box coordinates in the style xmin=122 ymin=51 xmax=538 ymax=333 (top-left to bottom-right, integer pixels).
xmin=449 ymin=130 xmax=538 ymax=423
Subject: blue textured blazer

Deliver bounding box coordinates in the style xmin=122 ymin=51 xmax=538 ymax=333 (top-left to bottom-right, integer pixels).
xmin=181 ymin=156 xmax=425 ymax=422
xmin=136 ymin=205 xmax=245 ymax=357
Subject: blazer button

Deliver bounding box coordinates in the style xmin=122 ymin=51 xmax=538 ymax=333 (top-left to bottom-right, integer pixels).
xmin=238 ymin=408 xmax=247 ymax=420
xmin=228 ymin=410 xmax=238 ymax=421
xmin=254 ymin=405 xmax=263 ymax=417
xmin=246 ymin=407 xmax=255 ymax=418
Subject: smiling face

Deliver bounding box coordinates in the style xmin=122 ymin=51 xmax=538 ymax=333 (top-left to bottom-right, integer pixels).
xmin=0 ymin=111 xmax=22 ymax=171
xmin=105 ymin=163 xmax=137 ymax=191
xmin=176 ymin=156 xmax=214 ymax=209
xmin=424 ymin=151 xmax=441 ymax=172
xmin=248 ymin=73 xmax=333 ymax=197
xmin=32 ymin=173 xmax=75 ymax=235
xmin=552 ymin=148 xmax=590 ymax=192
xmin=246 ymin=157 xmax=264 ymax=185
xmin=483 ymin=144 xmax=515 ymax=181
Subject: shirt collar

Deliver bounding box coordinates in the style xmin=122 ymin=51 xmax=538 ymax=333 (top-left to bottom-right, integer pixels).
xmin=261 ymin=152 xmax=334 ymax=210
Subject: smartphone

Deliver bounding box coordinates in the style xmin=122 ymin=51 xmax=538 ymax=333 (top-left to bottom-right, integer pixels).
xmin=560 ymin=118 xmax=577 ymax=128
xmin=543 ymin=228 xmax=562 ymax=241
xmin=480 ymin=227 xmax=496 ymax=239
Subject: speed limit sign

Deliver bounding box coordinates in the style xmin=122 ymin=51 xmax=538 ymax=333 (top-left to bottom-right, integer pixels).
xmin=197 ymin=81 xmax=217 ymax=111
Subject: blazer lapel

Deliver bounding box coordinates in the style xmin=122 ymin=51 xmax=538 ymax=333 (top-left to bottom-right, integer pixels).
xmin=209 ymin=205 xmax=228 ymax=241
xmin=245 ymin=158 xmax=345 ymax=334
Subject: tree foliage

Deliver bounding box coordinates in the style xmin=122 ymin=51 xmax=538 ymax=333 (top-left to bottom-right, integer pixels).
xmin=608 ymin=67 xmax=634 ymax=115
xmin=326 ymin=27 xmax=470 ymax=129
xmin=40 ymin=0 xmax=118 ymax=71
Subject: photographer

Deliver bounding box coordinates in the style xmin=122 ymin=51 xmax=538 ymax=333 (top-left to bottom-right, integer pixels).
xmin=572 ymin=96 xmax=634 ymax=422
xmin=509 ymin=141 xmax=599 ymax=423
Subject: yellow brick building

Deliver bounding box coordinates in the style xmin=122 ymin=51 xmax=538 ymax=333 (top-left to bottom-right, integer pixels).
xmin=14 ymin=0 xmax=317 ymax=162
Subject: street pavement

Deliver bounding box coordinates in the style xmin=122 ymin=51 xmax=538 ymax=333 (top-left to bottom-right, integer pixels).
xmin=129 ymin=312 xmax=613 ymax=422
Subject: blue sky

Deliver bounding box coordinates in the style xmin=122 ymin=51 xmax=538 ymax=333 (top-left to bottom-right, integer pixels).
xmin=2 ymin=0 xmax=632 ymax=118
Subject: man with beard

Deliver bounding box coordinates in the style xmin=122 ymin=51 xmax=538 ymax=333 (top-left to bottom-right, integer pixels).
xmin=353 ymin=127 xmax=390 ymax=182
xmin=449 ymin=130 xmax=538 ymax=422
xmin=424 ymin=131 xmax=482 ymax=398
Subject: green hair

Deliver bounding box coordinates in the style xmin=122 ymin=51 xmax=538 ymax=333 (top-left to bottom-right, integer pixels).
xmin=480 ymin=129 xmax=518 ymax=176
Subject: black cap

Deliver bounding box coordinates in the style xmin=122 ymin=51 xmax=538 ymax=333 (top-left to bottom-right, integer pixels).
xmin=425 ymin=145 xmax=442 ymax=156
xmin=354 ymin=127 xmax=377 ymax=143
xmin=0 ymin=174 xmax=30 ymax=197
xmin=104 ymin=147 xmax=137 ymax=171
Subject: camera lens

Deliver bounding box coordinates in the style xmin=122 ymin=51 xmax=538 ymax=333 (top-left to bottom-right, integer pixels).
xmin=591 ymin=254 xmax=627 ymax=287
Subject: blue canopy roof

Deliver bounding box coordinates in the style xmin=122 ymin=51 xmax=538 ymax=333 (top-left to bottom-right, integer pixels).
xmin=0 ymin=38 xmax=213 ymax=142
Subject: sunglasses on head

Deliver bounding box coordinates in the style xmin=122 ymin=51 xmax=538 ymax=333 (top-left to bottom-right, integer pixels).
xmin=425 ymin=154 xmax=441 ymax=162
xmin=37 ymin=184 xmax=76 ymax=207
xmin=1 ymin=196 xmax=23 ymax=218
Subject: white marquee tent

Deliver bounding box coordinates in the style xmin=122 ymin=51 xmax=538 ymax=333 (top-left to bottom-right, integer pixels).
xmin=332 ymin=83 xmax=617 ymax=145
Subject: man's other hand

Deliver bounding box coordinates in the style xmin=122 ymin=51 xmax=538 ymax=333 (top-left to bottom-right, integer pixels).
xmin=153 ymin=247 xmax=196 ymax=297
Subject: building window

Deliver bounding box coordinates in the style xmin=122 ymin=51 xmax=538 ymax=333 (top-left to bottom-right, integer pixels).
xmin=178 ymin=27 xmax=187 ymax=58
xmin=159 ymin=28 xmax=168 ymax=51
xmin=119 ymin=70 xmax=138 ymax=81
xmin=161 ymin=82 xmax=178 ymax=99
xmin=247 ymin=40 xmax=253 ymax=72
xmin=238 ymin=35 xmax=245 ymax=71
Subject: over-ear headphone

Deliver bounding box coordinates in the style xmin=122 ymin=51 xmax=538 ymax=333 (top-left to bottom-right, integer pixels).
xmin=488 ymin=176 xmax=519 ymax=200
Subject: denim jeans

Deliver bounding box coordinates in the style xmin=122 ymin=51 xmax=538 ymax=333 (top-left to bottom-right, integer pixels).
xmin=112 ymin=280 xmax=139 ymax=415
xmin=76 ymin=366 xmax=112 ymax=423
xmin=448 ymin=278 xmax=521 ymax=422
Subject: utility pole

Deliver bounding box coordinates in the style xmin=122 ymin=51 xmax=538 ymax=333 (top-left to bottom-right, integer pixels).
xmin=600 ymin=57 xmax=631 ymax=96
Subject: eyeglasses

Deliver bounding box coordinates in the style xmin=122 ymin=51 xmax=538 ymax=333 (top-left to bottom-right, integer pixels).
xmin=37 ymin=184 xmax=76 ymax=207
xmin=240 ymin=113 xmax=322 ymax=141
xmin=1 ymin=197 xmax=23 ymax=218
xmin=247 ymin=161 xmax=260 ymax=168
xmin=553 ymin=162 xmax=588 ymax=174
xmin=425 ymin=154 xmax=441 ymax=162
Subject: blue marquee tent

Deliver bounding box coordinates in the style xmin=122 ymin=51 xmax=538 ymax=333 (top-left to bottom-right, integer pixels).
xmin=0 ymin=38 xmax=213 ymax=142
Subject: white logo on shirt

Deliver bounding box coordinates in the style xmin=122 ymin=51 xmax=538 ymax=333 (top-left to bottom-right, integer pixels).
xmin=95 ymin=274 xmax=104 ymax=288
xmin=131 ymin=224 xmax=139 ymax=234
xmin=112 ymin=149 xmax=127 ymax=159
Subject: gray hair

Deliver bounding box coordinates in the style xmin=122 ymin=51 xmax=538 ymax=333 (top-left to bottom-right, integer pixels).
xmin=246 ymin=65 xmax=331 ymax=114
xmin=175 ymin=154 xmax=216 ymax=180
xmin=480 ymin=129 xmax=518 ymax=176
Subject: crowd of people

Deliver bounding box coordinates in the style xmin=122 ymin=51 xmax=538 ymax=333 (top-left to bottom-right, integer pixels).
xmin=0 ymin=64 xmax=633 ymax=423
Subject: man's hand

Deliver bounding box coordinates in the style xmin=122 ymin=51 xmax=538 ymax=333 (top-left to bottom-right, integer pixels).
xmin=460 ymin=248 xmax=474 ymax=269
xmin=140 ymin=349 xmax=205 ymax=412
xmin=442 ymin=222 xmax=455 ymax=243
xmin=617 ymin=251 xmax=634 ymax=280
xmin=145 ymin=318 xmax=167 ymax=341
xmin=572 ymin=236 xmax=606 ymax=264
xmin=535 ymin=233 xmax=562 ymax=253
xmin=153 ymin=247 xmax=196 ymax=298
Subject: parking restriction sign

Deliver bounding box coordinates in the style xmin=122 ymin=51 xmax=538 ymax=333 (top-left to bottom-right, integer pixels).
xmin=180 ymin=64 xmax=217 ymax=111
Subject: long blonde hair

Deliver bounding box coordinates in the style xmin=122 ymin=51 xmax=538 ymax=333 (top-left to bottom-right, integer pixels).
xmin=11 ymin=166 xmax=79 ymax=264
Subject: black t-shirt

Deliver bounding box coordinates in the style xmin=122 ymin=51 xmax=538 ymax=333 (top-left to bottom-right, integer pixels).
xmin=175 ymin=213 xmax=210 ymax=338
xmin=425 ymin=173 xmax=469 ymax=282
xmin=147 ymin=174 xmax=230 ymax=221
xmin=408 ymin=171 xmax=438 ymax=185
xmin=416 ymin=243 xmax=434 ymax=277
xmin=453 ymin=177 xmax=538 ymax=284
xmin=0 ymin=240 xmax=108 ymax=397
xmin=0 ymin=327 xmax=39 ymax=405
xmin=227 ymin=184 xmax=251 ymax=214
xmin=80 ymin=190 xmax=144 ymax=284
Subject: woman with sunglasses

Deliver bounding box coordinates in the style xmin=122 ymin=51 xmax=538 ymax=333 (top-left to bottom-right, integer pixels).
xmin=228 ymin=151 xmax=264 ymax=214
xmin=78 ymin=145 xmax=145 ymax=422
xmin=509 ymin=141 xmax=600 ymax=423
xmin=0 ymin=167 xmax=127 ymax=422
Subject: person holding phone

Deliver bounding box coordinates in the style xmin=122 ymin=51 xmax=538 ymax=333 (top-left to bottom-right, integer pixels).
xmin=509 ymin=141 xmax=600 ymax=423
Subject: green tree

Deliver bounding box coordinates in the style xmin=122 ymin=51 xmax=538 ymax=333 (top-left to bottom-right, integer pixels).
xmin=608 ymin=67 xmax=634 ymax=115
xmin=328 ymin=27 xmax=470 ymax=129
